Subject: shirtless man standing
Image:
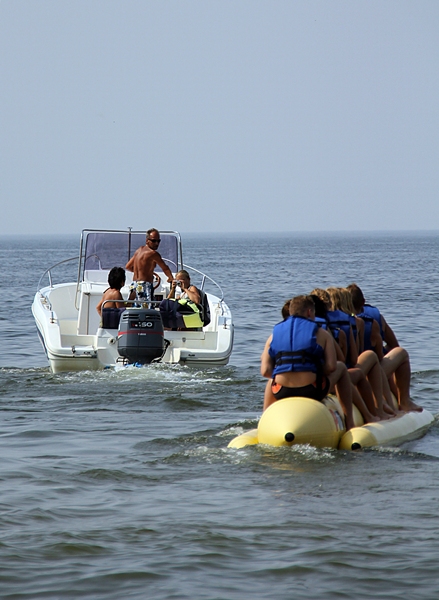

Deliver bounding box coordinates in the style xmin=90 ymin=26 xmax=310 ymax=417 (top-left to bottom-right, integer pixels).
xmin=125 ymin=228 xmax=174 ymax=306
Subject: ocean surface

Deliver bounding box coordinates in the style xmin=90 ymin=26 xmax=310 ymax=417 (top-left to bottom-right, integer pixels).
xmin=1 ymin=231 xmax=439 ymax=599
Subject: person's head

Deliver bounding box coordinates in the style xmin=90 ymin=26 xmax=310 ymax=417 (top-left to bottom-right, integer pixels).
xmin=310 ymin=288 xmax=331 ymax=309
xmin=108 ymin=267 xmax=126 ymax=290
xmin=176 ymin=269 xmax=191 ymax=288
xmin=146 ymin=228 xmax=161 ymax=249
xmin=347 ymin=283 xmax=365 ymax=312
xmin=310 ymin=294 xmax=327 ymax=319
xmin=326 ymin=287 xmax=344 ymax=312
xmin=289 ymin=295 xmax=315 ymax=319
xmin=339 ymin=288 xmax=356 ymax=315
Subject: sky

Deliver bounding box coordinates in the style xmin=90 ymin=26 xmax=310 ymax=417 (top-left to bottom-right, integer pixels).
xmin=1 ymin=0 xmax=439 ymax=235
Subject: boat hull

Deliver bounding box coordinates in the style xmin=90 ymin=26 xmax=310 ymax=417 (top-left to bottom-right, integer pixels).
xmin=32 ymin=287 xmax=233 ymax=373
xmin=228 ymin=396 xmax=434 ymax=451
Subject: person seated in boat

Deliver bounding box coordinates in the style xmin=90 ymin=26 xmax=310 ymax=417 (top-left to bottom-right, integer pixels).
xmin=159 ymin=270 xmax=204 ymax=330
xmin=125 ymin=228 xmax=174 ymax=307
xmin=96 ymin=267 xmax=126 ymax=317
xmin=348 ymin=283 xmax=422 ymax=413
xmin=261 ymin=295 xmax=355 ymax=430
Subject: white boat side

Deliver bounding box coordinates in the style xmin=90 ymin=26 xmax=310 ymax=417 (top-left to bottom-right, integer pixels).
xmin=32 ymin=229 xmax=234 ymax=373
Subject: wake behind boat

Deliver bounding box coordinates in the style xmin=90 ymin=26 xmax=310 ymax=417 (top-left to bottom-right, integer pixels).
xmin=32 ymin=229 xmax=234 ymax=373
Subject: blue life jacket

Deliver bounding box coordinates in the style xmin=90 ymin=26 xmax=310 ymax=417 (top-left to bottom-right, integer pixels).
xmin=348 ymin=314 xmax=357 ymax=342
xmin=269 ymin=316 xmax=324 ymax=380
xmin=358 ymin=312 xmax=376 ymax=352
xmin=314 ymin=316 xmax=327 ymax=330
xmin=326 ymin=310 xmax=353 ymax=365
xmin=362 ymin=304 xmax=384 ymax=339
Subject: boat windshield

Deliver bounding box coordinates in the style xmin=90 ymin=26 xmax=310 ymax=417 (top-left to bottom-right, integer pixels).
xmin=81 ymin=230 xmax=181 ymax=280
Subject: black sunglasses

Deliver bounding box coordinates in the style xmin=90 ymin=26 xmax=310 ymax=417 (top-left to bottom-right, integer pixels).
xmin=148 ymin=238 xmax=161 ymax=244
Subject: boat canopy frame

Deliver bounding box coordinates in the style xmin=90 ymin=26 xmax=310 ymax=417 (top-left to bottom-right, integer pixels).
xmin=78 ymin=228 xmax=183 ymax=281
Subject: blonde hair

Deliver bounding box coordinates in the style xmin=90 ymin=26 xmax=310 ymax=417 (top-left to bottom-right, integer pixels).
xmin=339 ymin=288 xmax=355 ymax=315
xmin=326 ymin=287 xmax=343 ymax=311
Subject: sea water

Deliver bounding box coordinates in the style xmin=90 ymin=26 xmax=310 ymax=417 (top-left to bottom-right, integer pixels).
xmin=0 ymin=232 xmax=439 ymax=599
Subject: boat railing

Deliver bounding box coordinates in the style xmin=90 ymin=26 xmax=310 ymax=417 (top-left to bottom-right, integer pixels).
xmin=183 ymin=264 xmax=225 ymax=304
xmin=36 ymin=256 xmax=80 ymax=294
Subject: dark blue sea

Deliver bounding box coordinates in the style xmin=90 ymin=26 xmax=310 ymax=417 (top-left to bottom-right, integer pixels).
xmin=1 ymin=232 xmax=439 ymax=599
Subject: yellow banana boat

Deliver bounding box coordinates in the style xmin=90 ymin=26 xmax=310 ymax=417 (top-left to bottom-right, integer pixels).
xmin=228 ymin=395 xmax=434 ymax=451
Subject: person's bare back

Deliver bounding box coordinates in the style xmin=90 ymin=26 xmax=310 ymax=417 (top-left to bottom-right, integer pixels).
xmin=126 ymin=245 xmax=158 ymax=281
xmin=125 ymin=229 xmax=173 ymax=283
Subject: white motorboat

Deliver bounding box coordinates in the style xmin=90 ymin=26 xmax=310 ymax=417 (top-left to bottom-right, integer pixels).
xmin=32 ymin=229 xmax=234 ymax=373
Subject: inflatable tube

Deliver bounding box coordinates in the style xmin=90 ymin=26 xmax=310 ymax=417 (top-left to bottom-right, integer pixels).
xmin=339 ymin=409 xmax=434 ymax=450
xmin=228 ymin=395 xmax=434 ymax=451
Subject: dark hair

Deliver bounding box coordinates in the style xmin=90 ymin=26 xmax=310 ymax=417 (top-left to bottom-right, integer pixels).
xmin=108 ymin=267 xmax=126 ymax=290
xmin=281 ymin=299 xmax=292 ymax=320
xmin=310 ymin=294 xmax=327 ymax=319
xmin=347 ymin=283 xmax=365 ymax=312
xmin=289 ymin=295 xmax=315 ymax=317
xmin=146 ymin=228 xmax=159 ymax=239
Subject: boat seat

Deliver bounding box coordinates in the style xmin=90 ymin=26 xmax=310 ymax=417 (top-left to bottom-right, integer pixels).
xmin=101 ymin=307 xmax=126 ymax=329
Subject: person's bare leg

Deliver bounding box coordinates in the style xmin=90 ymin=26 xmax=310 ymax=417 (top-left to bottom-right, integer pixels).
xmin=349 ymin=366 xmax=380 ymax=420
xmin=352 ymin=386 xmax=380 ymax=424
xmin=381 ymin=348 xmax=422 ymax=412
xmin=380 ymin=369 xmax=403 ymax=415
xmin=263 ymin=379 xmax=277 ymax=412
xmin=357 ymin=351 xmax=394 ymax=418
xmin=329 ymin=362 xmax=354 ymax=430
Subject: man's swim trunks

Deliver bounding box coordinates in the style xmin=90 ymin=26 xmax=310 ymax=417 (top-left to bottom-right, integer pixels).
xmin=130 ymin=280 xmax=154 ymax=307
xmin=271 ymin=377 xmax=329 ymax=402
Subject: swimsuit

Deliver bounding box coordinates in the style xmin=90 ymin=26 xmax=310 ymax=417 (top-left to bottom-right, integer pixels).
xmin=271 ymin=377 xmax=330 ymax=402
xmin=130 ymin=281 xmax=154 ymax=307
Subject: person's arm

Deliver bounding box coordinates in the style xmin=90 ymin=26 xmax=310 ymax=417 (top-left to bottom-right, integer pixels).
xmin=348 ymin=327 xmax=358 ymax=366
xmin=337 ymin=329 xmax=347 ymax=361
xmin=260 ymin=336 xmax=274 ymax=378
xmin=155 ymin=254 xmax=174 ymax=282
xmin=318 ymin=329 xmax=337 ymax=375
xmin=356 ymin=317 xmax=364 ymax=354
xmin=182 ymin=284 xmax=200 ymax=305
xmin=381 ymin=315 xmax=399 ymax=349
xmin=125 ymin=254 xmax=135 ymax=272
xmin=167 ymin=279 xmax=178 ymax=299
xmin=371 ymin=320 xmax=384 ymax=361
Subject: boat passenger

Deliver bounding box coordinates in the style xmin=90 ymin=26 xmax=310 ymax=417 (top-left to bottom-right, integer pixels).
xmin=310 ymin=289 xmax=350 ymax=362
xmin=326 ymin=287 xmax=358 ymax=368
xmin=261 ymin=295 xmax=355 ymax=430
xmin=348 ymin=283 xmax=422 ymax=412
xmin=347 ymin=283 xmax=399 ymax=354
xmin=338 ymin=288 xmax=362 ymax=353
xmin=96 ymin=267 xmax=126 ymax=317
xmin=126 ymin=228 xmax=174 ymax=307
xmin=167 ymin=270 xmax=201 ymax=304
xmin=311 ymin=290 xmax=385 ymax=421
xmin=159 ymin=270 xmax=204 ymax=330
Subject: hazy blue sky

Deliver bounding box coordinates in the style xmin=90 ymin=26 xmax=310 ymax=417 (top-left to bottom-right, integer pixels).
xmin=1 ymin=1 xmax=438 ymax=235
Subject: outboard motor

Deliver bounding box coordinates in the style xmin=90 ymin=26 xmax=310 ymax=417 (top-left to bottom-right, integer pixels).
xmin=117 ymin=308 xmax=164 ymax=364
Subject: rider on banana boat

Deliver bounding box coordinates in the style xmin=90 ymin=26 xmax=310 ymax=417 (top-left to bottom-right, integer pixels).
xmin=347 ymin=283 xmax=422 ymax=413
xmin=261 ymin=295 xmax=355 ymax=429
